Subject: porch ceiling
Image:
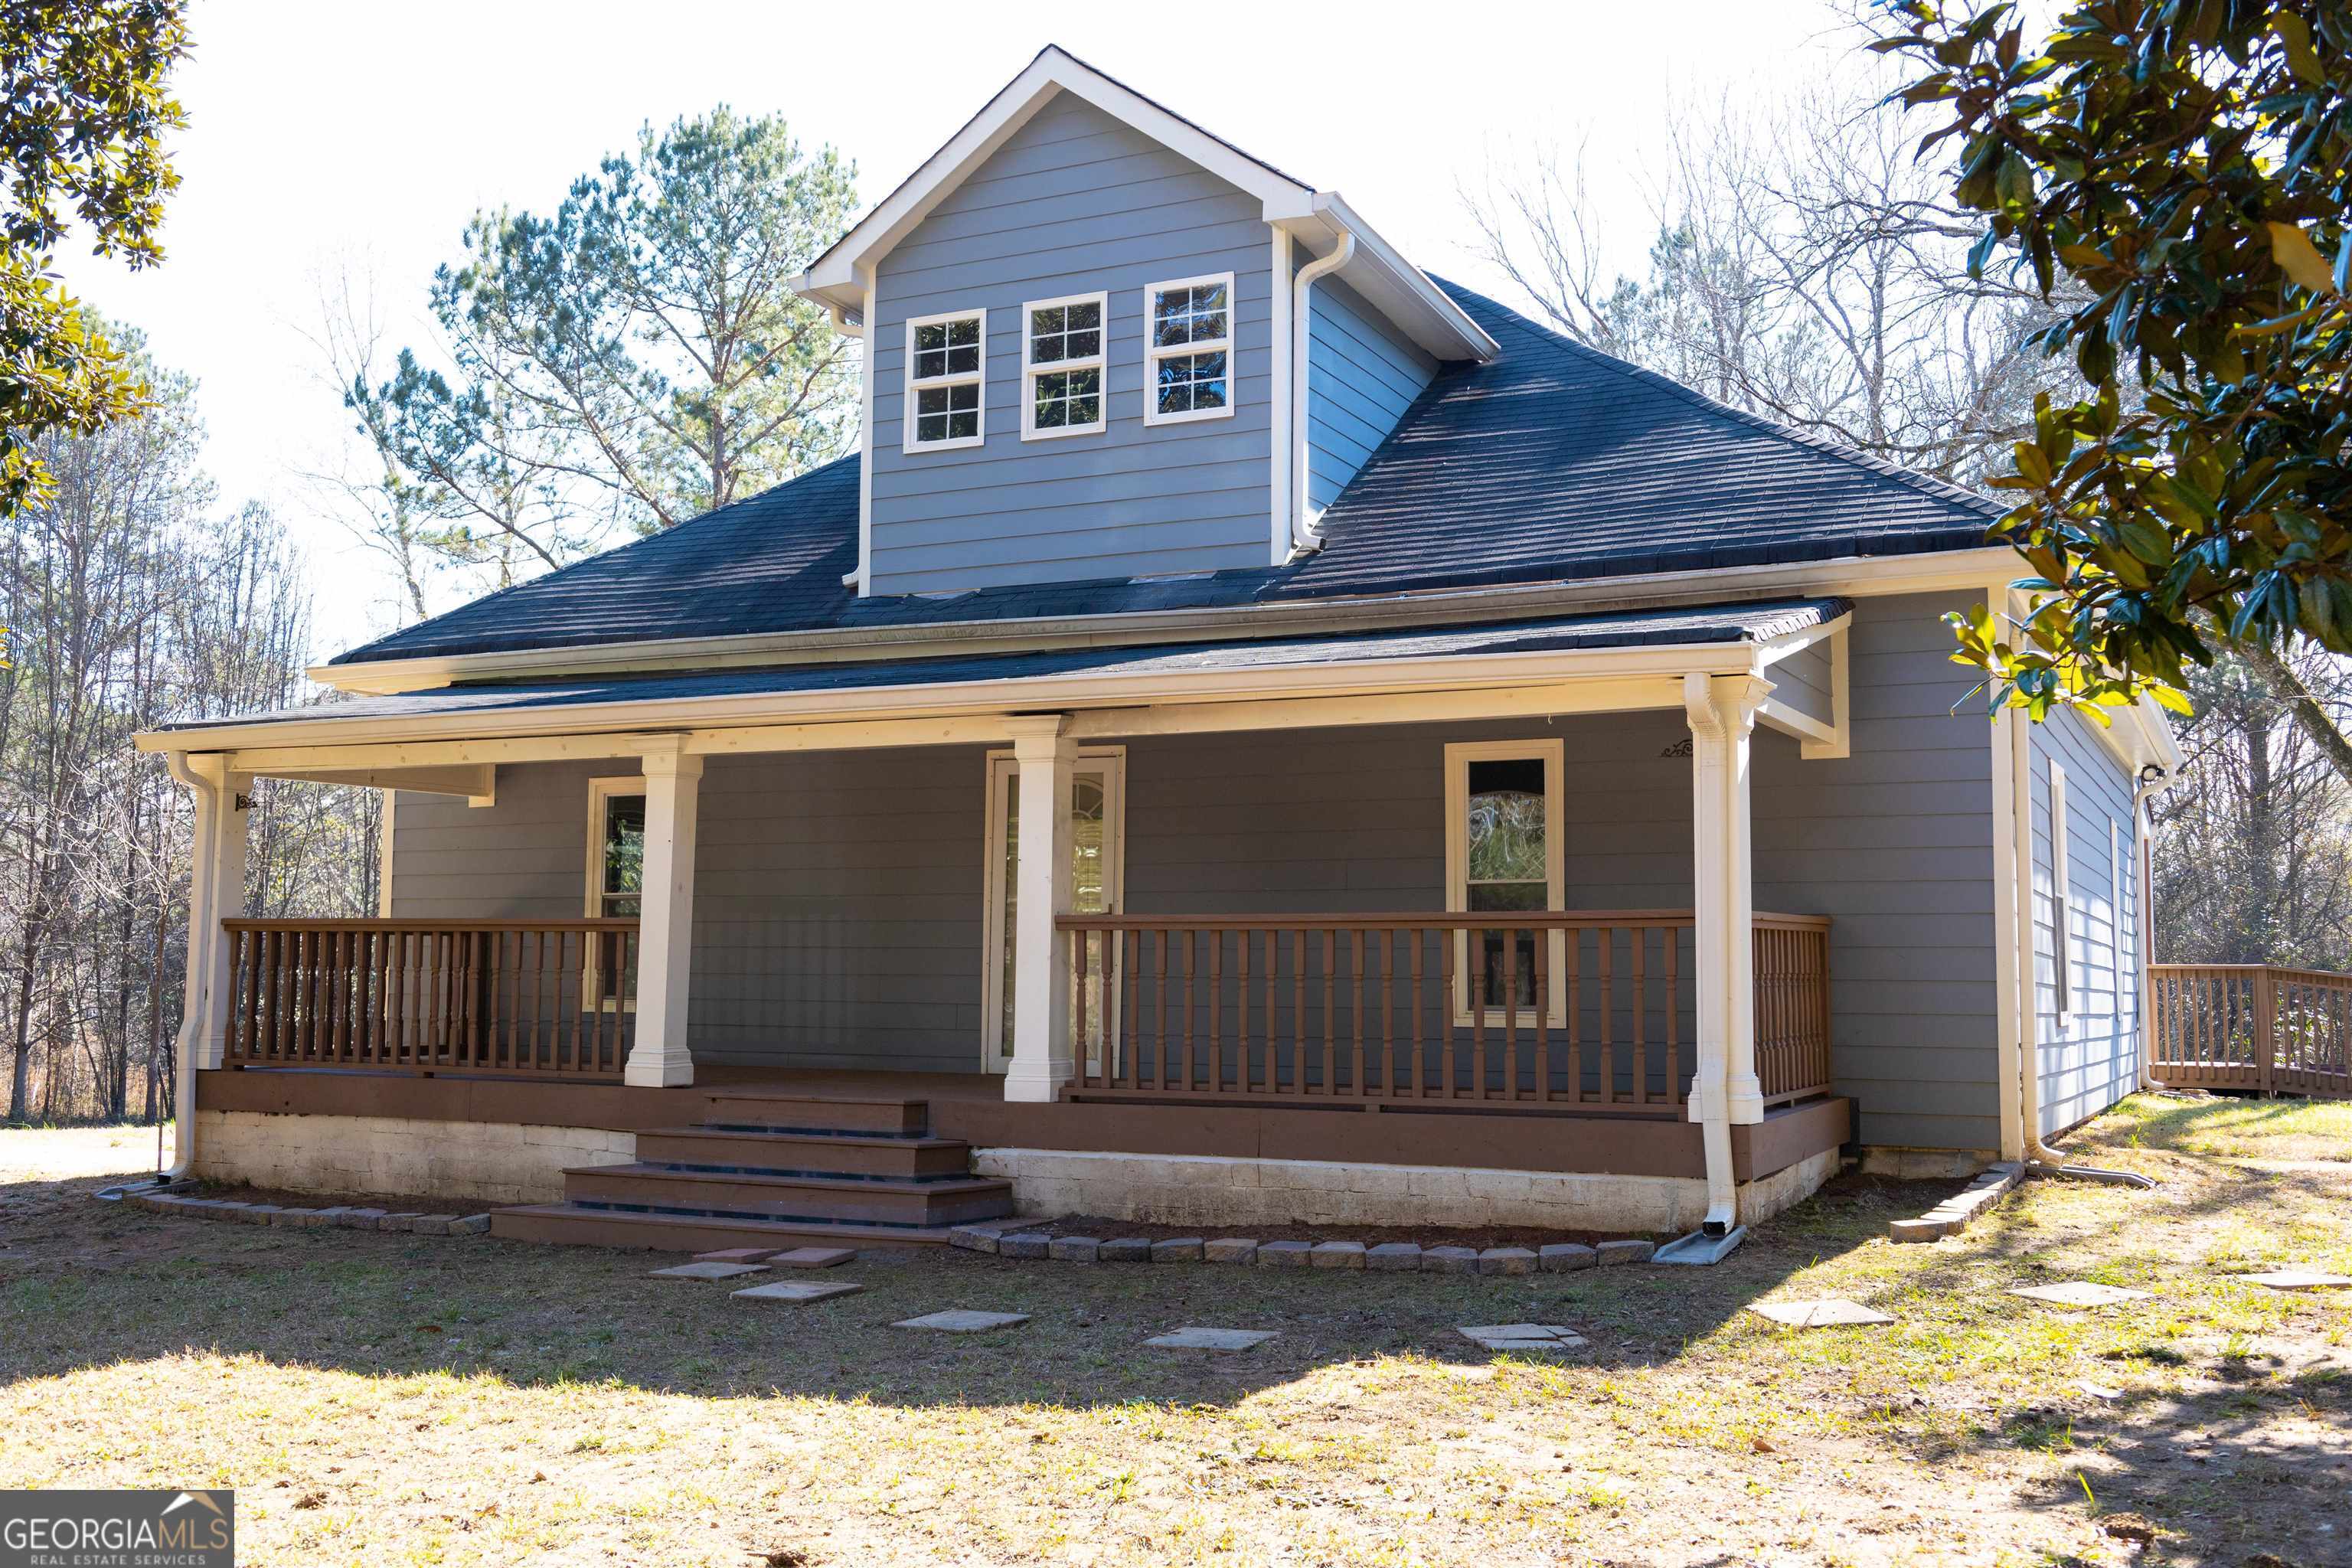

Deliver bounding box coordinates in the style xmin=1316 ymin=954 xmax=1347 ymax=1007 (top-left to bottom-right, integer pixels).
xmin=142 ymin=597 xmax=1849 ymax=757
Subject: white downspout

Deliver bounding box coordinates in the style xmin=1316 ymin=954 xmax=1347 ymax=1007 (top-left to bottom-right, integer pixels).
xmin=833 ymin=286 xmax=871 ymax=591
xmin=1683 ymin=672 xmax=1740 ymax=1235
xmin=161 ymin=752 xmax=219 ymax=1181
xmin=1286 ymin=230 xmax=1357 ymax=559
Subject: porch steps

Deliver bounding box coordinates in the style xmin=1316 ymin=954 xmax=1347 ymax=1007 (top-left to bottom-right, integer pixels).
xmin=488 ymin=1090 xmax=1014 ymax=1253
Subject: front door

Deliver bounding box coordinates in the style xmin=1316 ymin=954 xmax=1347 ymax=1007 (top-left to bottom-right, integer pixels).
xmin=982 ymin=748 xmax=1125 ymax=1073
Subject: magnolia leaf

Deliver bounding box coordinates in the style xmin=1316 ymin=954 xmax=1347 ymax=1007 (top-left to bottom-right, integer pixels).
xmin=2266 ymin=221 xmax=2336 ymax=294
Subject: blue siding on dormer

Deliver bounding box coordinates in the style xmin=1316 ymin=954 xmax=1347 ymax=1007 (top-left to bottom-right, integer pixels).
xmin=1305 ymin=273 xmax=1437 ymax=514
xmin=867 ymin=94 xmax=1276 ymax=596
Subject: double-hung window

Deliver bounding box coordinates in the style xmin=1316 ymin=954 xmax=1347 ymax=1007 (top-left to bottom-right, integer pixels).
xmin=1143 ymin=273 xmax=1234 ymax=425
xmin=1021 ymin=292 xmax=1106 ymax=439
xmin=903 ymin=309 xmax=985 ymax=452
xmin=584 ymin=777 xmax=645 ymax=1007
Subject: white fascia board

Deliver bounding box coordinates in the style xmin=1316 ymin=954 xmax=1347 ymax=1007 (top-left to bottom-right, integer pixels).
xmin=147 ymin=638 xmax=1764 ymax=759
xmin=1305 ymin=191 xmax=1498 ymax=362
xmin=796 ymin=47 xmax=1313 ymax=306
xmin=309 ymin=547 xmax=2017 ymax=697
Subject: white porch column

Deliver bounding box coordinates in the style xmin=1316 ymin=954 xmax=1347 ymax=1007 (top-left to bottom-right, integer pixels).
xmin=1004 ymin=717 xmax=1078 ymax=1103
xmin=163 ymin=753 xmax=249 ymax=1174
xmin=1685 ymin=673 xmax=1769 ymax=1229
xmin=625 ymin=743 xmax=703 ymax=1088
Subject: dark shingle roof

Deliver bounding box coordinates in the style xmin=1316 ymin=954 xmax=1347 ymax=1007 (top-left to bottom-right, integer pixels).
xmin=199 ymin=599 xmax=1846 ymax=733
xmin=328 ymin=283 xmax=1994 ymax=668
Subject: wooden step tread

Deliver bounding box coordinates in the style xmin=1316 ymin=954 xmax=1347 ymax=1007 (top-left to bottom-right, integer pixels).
xmin=492 ymin=1203 xmax=968 ymax=1252
xmin=564 ymin=1161 xmax=1006 ymax=1196
xmin=641 ymin=1125 xmax=968 ymax=1151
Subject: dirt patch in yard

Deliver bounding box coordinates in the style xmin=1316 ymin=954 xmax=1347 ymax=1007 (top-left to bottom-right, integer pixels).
xmin=5 ymin=1105 xmax=2347 ymax=1568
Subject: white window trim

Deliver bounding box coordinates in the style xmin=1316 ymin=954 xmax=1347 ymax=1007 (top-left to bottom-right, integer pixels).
xmin=902 ymin=306 xmax=987 ymax=453
xmin=2050 ymin=761 xmax=2071 ymax=1026
xmin=1020 ymin=289 xmax=1108 ymax=441
xmin=584 ymin=775 xmax=645 ymax=1012
xmin=1443 ymin=739 xmax=1567 ymax=1027
xmin=1142 ymin=271 xmax=1237 ymax=428
xmin=980 ymin=746 xmax=1128 ymax=1070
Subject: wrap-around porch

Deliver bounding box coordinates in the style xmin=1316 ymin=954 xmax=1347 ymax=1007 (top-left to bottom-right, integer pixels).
xmin=156 ymin=598 xmax=1873 ymax=1236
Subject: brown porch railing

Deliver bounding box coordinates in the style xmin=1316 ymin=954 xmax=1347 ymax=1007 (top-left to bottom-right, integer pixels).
xmin=219 ymin=919 xmax=639 ymax=1079
xmin=2151 ymin=963 xmax=2352 ymax=1100
xmin=1059 ymin=910 xmax=1831 ymax=1112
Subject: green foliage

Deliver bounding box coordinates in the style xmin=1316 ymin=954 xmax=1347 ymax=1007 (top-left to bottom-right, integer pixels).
xmin=0 ymin=0 xmax=188 ymax=517
xmin=1876 ymin=0 xmax=2352 ymax=721
xmin=368 ymin=106 xmax=859 ymax=549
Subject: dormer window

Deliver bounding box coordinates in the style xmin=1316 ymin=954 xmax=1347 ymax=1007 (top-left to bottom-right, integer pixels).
xmin=1021 ymin=292 xmax=1106 ymax=439
xmin=1143 ymin=273 xmax=1234 ymax=426
xmin=904 ymin=309 xmax=986 ymax=452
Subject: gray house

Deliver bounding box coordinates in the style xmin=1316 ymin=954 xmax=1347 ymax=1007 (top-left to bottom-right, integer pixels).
xmin=139 ymin=47 xmax=2180 ymax=1254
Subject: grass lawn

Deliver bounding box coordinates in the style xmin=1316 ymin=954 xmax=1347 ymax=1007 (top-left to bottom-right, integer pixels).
xmin=2 ymin=1095 xmax=2347 ymax=1567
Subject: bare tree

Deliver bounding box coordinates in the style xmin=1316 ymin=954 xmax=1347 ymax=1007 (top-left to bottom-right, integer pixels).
xmin=2154 ymin=645 xmax=2352 ymax=969
xmin=1464 ymin=77 xmax=2069 ymax=487
xmin=0 ymin=324 xmax=381 ymax=1125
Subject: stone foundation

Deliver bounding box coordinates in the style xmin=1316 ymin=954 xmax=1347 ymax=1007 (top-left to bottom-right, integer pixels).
xmin=191 ymin=1110 xmax=633 ymax=1205
xmin=972 ymin=1145 xmax=1841 ymax=1235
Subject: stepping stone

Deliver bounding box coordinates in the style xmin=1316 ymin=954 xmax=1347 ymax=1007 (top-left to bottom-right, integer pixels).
xmin=1048 ymin=1236 xmax=1101 ymax=1263
xmin=1259 ymin=1240 xmax=1312 ymax=1268
xmin=769 ymin=1246 xmax=857 ymax=1269
xmin=893 ymin=1309 xmax=1030 ymax=1333
xmin=1421 ymin=1245 xmax=1479 ymax=1275
xmin=1151 ymin=1237 xmax=1204 ymax=1263
xmin=1596 ymin=1239 xmax=1655 ymax=1266
xmin=948 ymin=1227 xmax=1000 ymax=1253
xmin=1100 ymin=1236 xmax=1152 ymax=1263
xmin=651 ymin=1260 xmax=769 ymax=1281
xmin=1145 ymin=1326 xmax=1276 ymax=1351
xmin=1540 ymin=1243 xmax=1598 ymax=1272
xmin=1367 ymin=1242 xmax=1422 ymax=1272
xmin=1204 ymin=1236 xmax=1260 ymax=1265
xmin=996 ymin=1233 xmax=1051 ymax=1259
xmin=2007 ymin=1282 xmax=2151 ymax=1308
xmin=2244 ymin=1271 xmax=2352 ymax=1291
xmin=1478 ymin=1246 xmax=1537 ymax=1276
xmin=1749 ymin=1298 xmax=1895 ymax=1328
xmin=1312 ymin=1241 xmax=1367 ymax=1269
xmin=732 ymin=1280 xmax=864 ymax=1305
xmin=694 ymin=1247 xmax=775 ymax=1264
xmin=1458 ymin=1323 xmax=1589 ymax=1352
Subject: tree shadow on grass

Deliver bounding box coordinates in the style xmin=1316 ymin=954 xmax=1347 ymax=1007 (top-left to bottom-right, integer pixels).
xmin=0 ymin=1157 xmax=1922 ymax=1413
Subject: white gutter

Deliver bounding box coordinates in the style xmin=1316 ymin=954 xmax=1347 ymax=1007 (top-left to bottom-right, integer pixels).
xmin=1287 ymin=230 xmax=1356 ymax=557
xmin=2133 ymin=763 xmax=2179 ymax=1091
xmin=309 ymin=547 xmax=2011 ymax=697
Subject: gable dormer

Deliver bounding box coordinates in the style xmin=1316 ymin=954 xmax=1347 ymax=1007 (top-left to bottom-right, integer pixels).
xmin=795 ymin=46 xmax=1494 ymax=599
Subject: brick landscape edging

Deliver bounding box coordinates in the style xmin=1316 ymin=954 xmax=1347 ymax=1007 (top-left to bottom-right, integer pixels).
xmin=124 ymin=1187 xmax=492 ymax=1236
xmin=1886 ymin=1160 xmax=2024 ymax=1243
xmin=953 ymin=1220 xmax=1658 ymax=1273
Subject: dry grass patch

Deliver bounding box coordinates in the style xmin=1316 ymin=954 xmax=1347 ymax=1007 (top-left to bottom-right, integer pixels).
xmin=3 ymin=1099 xmax=2348 ymax=1566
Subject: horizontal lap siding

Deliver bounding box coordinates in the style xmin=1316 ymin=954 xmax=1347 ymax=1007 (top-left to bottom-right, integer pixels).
xmin=1751 ymin=593 xmax=2000 ymax=1152
xmin=2029 ymin=706 xmax=2141 ymax=1135
xmin=394 ymin=752 xmax=991 ymax=1073
xmin=869 ymin=93 xmax=1274 ymax=594
xmin=1305 ymin=273 xmax=1436 ymax=513
xmin=1768 ymin=639 xmax=1833 ymax=727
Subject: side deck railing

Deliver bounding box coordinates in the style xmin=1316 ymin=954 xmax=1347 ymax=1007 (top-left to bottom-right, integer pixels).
xmin=1058 ymin=910 xmax=1831 ymax=1112
xmin=2151 ymin=963 xmax=2352 ymax=1100
xmin=220 ymin=919 xmax=639 ymax=1080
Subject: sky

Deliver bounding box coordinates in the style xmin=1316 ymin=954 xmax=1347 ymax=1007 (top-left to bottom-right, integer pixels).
xmin=58 ymin=0 xmax=1864 ymax=660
